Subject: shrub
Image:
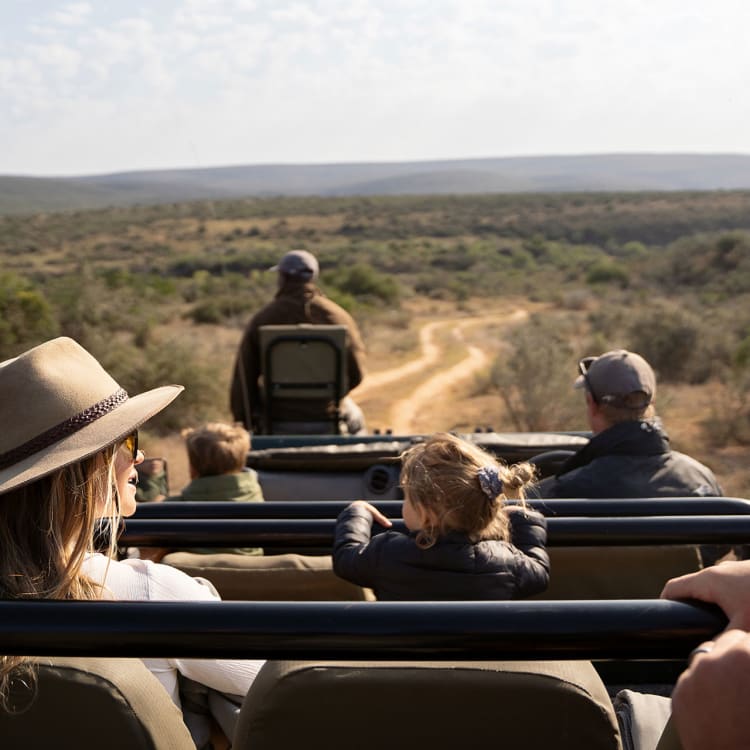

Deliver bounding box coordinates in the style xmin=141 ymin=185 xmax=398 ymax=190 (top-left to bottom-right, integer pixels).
xmin=586 ymin=261 xmax=629 ymax=287
xmin=99 ymin=337 xmax=227 ymax=433
xmin=626 ymin=306 xmax=728 ymax=384
xmin=323 ymin=264 xmax=400 ymax=306
xmin=488 ymin=315 xmax=586 ymax=431
xmin=701 ymin=367 xmax=750 ymax=447
xmin=0 ymin=273 xmax=58 ymax=358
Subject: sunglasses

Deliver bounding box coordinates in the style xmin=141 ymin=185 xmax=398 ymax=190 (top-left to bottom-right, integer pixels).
xmin=577 ymin=357 xmax=599 ymax=404
xmin=122 ymin=430 xmax=139 ymax=461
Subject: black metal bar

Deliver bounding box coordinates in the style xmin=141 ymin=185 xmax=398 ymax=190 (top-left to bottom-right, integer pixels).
xmin=134 ymin=498 xmax=750 ymax=519
xmin=530 ymin=498 xmax=750 ymax=516
xmin=0 ymin=599 xmax=726 ymax=660
xmin=120 ymin=515 xmax=750 ymax=548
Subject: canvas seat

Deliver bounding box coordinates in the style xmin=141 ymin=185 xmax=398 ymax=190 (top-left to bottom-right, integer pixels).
xmin=0 ymin=656 xmax=195 ymax=749
xmin=233 ymin=659 xmax=622 ymax=750
xmin=161 ymin=551 xmax=374 ymax=601
xmin=533 ymin=545 xmax=702 ymax=600
xmin=259 ymin=324 xmax=347 ymax=435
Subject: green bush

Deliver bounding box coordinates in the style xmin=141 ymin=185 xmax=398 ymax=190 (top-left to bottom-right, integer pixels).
xmin=625 ymin=306 xmax=727 ymax=384
xmin=99 ymin=337 xmax=227 ymax=433
xmin=0 ymin=273 xmax=58 ymax=358
xmin=323 ymin=263 xmax=400 ymax=305
xmin=586 ymin=261 xmax=629 ymax=287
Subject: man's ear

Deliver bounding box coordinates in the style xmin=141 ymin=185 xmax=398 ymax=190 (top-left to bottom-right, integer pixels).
xmin=585 ymin=391 xmax=609 ymax=433
xmin=585 ymin=390 xmax=596 ymax=412
xmin=585 ymin=390 xmax=599 ymax=422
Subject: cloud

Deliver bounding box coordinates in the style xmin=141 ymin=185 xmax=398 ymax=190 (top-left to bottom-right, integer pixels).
xmin=2 ymin=0 xmax=750 ymax=174
xmin=28 ymin=42 xmax=82 ymax=79
xmin=50 ymin=2 xmax=92 ymax=27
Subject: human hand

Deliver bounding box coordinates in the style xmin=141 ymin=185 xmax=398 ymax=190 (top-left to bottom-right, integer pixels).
xmin=349 ymin=500 xmax=393 ymax=528
xmin=661 ymin=560 xmax=750 ymax=630
xmin=671 ymin=629 xmax=750 ymax=750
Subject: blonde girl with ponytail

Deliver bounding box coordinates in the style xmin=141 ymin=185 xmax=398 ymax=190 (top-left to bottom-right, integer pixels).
xmin=334 ymin=432 xmax=549 ymax=601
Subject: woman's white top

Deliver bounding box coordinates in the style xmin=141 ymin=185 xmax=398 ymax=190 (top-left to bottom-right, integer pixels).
xmin=82 ymin=553 xmax=264 ymax=706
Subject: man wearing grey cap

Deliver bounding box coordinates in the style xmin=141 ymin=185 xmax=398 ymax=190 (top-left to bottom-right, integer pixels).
xmin=534 ymin=349 xmax=722 ymax=499
xmin=230 ymin=250 xmax=367 ymax=434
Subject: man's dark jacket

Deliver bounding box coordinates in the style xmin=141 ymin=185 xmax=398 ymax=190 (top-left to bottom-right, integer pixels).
xmin=333 ymin=503 xmax=549 ymax=601
xmin=230 ymin=279 xmax=366 ymax=431
xmin=534 ymin=420 xmax=723 ymax=498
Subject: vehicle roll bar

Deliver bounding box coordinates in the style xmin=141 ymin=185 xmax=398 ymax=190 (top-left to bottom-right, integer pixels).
xmin=134 ymin=497 xmax=750 ymax=519
xmin=120 ymin=515 xmax=750 ymax=548
xmin=0 ymin=599 xmax=725 ymax=661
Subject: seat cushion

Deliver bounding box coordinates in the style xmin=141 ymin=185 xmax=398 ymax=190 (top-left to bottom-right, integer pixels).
xmin=234 ymin=659 xmax=621 ymax=750
xmin=533 ymin=546 xmax=702 ymax=599
xmin=162 ymin=551 xmax=373 ymax=601
xmin=0 ymin=656 xmax=194 ymax=750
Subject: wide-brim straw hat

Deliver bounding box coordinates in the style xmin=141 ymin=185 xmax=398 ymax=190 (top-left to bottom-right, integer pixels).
xmin=0 ymin=337 xmax=183 ymax=495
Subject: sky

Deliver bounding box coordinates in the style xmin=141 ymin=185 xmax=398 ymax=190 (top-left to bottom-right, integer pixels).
xmin=2 ymin=0 xmax=750 ymax=176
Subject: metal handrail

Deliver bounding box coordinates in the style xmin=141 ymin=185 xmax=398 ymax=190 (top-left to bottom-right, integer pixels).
xmin=0 ymin=599 xmax=725 ymax=660
xmin=119 ymin=515 xmax=750 ymax=548
xmin=134 ymin=497 xmax=750 ymax=519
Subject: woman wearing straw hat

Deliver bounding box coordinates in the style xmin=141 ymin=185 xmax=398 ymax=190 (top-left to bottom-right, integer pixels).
xmin=0 ymin=337 xmax=264 ymax=735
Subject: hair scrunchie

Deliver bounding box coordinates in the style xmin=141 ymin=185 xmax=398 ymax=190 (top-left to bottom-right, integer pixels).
xmin=477 ymin=465 xmax=504 ymax=500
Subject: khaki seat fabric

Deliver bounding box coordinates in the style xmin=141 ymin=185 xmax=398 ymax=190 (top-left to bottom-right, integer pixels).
xmin=233 ymin=659 xmax=622 ymax=750
xmin=259 ymin=324 xmax=347 ymax=435
xmin=162 ymin=551 xmax=374 ymax=601
xmin=533 ymin=546 xmax=702 ymax=600
xmin=0 ymin=656 xmax=194 ymax=750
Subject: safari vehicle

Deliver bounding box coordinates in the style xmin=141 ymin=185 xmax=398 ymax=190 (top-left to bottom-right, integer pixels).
xmin=6 ymin=428 xmax=743 ymax=749
xmin=245 ymin=429 xmax=590 ymax=501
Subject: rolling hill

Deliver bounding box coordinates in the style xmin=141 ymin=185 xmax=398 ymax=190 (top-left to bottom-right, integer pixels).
xmin=2 ymin=153 xmax=750 ymax=215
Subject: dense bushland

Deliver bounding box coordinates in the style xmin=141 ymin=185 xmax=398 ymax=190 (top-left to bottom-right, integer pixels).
xmin=2 ymin=192 xmax=750 ymax=444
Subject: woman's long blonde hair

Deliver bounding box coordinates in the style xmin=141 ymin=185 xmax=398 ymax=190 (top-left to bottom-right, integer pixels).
xmin=400 ymin=432 xmax=536 ymax=549
xmin=0 ymin=445 xmax=120 ymax=710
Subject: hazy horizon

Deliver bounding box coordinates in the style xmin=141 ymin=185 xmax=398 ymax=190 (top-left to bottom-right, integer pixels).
xmin=7 ymin=150 xmax=750 ymax=181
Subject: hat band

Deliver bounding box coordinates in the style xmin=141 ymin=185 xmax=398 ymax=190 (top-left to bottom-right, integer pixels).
xmin=0 ymin=388 xmax=129 ymax=471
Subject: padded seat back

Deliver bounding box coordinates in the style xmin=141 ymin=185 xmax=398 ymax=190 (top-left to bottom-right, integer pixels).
xmin=234 ymin=659 xmax=621 ymax=750
xmin=259 ymin=324 xmax=347 ymax=435
xmin=0 ymin=656 xmax=194 ymax=749
xmin=161 ymin=552 xmax=374 ymax=601
xmin=534 ymin=545 xmax=702 ymax=600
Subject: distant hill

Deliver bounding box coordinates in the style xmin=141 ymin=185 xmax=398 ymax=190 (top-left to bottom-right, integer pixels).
xmin=2 ymin=153 xmax=750 ymax=215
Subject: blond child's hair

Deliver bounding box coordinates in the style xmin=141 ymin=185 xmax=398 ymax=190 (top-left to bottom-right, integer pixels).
xmin=399 ymin=432 xmax=536 ymax=550
xmin=182 ymin=422 xmax=250 ymax=477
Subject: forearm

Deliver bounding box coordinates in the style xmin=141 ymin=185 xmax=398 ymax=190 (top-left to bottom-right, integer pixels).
xmin=333 ymin=504 xmax=377 ymax=586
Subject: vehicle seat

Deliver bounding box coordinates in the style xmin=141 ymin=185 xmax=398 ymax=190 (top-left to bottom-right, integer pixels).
xmin=233 ymin=659 xmax=622 ymax=750
xmin=259 ymin=324 xmax=347 ymax=435
xmin=161 ymin=551 xmax=374 ymax=601
xmin=0 ymin=656 xmax=194 ymax=749
xmin=533 ymin=545 xmax=702 ymax=599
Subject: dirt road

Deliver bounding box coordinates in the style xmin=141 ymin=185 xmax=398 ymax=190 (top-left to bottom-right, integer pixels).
xmin=351 ymin=308 xmax=527 ymax=433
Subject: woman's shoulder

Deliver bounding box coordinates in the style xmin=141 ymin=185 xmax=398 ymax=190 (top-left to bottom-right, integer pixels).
xmin=83 ymin=553 xmax=221 ymax=602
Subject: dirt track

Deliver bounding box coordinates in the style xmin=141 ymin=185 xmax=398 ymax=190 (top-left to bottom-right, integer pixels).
xmin=351 ymin=308 xmax=528 ymax=433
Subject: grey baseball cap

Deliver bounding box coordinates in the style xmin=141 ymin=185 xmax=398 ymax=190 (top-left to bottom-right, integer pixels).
xmin=270 ymin=250 xmax=319 ymax=280
xmin=575 ymin=349 xmax=656 ymax=407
